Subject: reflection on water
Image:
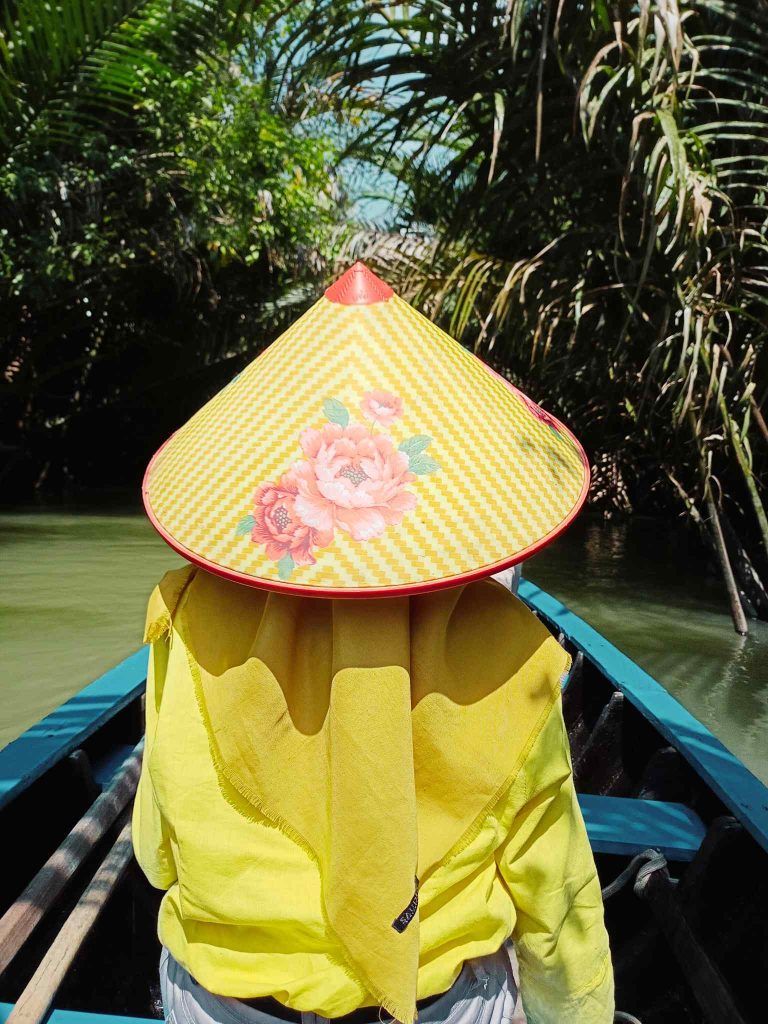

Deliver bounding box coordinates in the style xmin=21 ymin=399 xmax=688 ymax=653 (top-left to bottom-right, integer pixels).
xmin=526 ymin=517 xmax=768 ymax=785
xmin=1 ymin=509 xmax=766 ymax=784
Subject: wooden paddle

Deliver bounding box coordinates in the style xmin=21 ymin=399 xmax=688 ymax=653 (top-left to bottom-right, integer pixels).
xmin=5 ymin=817 xmax=134 ymax=1024
xmin=0 ymin=739 xmax=143 ymax=977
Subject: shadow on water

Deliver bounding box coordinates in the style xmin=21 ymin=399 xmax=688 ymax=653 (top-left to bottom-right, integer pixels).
xmin=0 ymin=506 xmax=766 ymax=785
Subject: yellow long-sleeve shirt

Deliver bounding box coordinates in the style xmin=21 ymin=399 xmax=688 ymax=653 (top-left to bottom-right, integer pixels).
xmin=133 ymin=568 xmax=614 ymax=1024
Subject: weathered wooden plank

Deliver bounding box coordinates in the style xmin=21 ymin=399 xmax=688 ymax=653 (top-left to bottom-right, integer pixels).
xmin=0 ymin=742 xmax=143 ymax=976
xmin=572 ymin=691 xmax=628 ymax=795
xmin=579 ymin=793 xmax=706 ymax=861
xmin=0 ymin=650 xmax=148 ymax=810
xmin=4 ymin=820 xmax=134 ymax=1024
xmin=519 ymin=579 xmax=768 ymax=854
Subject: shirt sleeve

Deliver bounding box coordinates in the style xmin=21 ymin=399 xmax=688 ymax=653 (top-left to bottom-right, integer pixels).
xmin=132 ymin=637 xmax=177 ymax=890
xmin=496 ymin=693 xmax=614 ymax=1024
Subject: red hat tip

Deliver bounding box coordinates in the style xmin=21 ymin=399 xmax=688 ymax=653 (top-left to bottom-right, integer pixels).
xmin=324 ymin=262 xmax=394 ymax=305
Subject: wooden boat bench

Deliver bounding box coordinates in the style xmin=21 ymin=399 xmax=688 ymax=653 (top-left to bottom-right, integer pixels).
xmin=579 ymin=793 xmax=706 ymax=861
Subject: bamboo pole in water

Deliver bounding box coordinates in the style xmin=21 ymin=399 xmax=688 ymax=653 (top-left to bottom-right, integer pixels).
xmin=0 ymin=739 xmax=143 ymax=976
xmin=686 ymin=408 xmax=749 ymax=636
xmin=5 ymin=818 xmax=134 ymax=1024
xmin=706 ymin=494 xmax=748 ymax=637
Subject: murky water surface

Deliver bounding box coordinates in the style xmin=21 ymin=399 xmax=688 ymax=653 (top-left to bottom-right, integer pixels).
xmin=1 ymin=509 xmax=766 ymax=784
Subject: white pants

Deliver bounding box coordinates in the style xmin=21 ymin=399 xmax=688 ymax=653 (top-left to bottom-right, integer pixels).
xmin=159 ymin=945 xmax=526 ymax=1024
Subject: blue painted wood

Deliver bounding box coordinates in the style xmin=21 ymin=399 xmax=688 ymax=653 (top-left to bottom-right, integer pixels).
xmin=0 ymin=1006 xmax=153 ymax=1024
xmin=579 ymin=793 xmax=705 ymax=861
xmin=520 ymin=578 xmax=768 ymax=855
xmin=0 ymin=649 xmax=148 ymax=811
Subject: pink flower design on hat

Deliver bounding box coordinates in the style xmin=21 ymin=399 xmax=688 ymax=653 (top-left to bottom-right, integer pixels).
xmin=236 ymin=392 xmax=439 ymax=580
xmin=360 ymin=389 xmax=403 ymax=426
xmin=293 ymin=423 xmax=417 ymax=541
xmin=246 ymin=469 xmax=334 ymax=569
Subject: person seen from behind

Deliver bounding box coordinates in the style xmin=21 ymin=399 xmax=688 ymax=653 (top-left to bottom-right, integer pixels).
xmin=134 ymin=264 xmax=614 ymax=1024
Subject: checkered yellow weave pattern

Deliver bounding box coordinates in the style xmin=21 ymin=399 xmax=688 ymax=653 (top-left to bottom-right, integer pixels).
xmin=144 ymin=295 xmax=587 ymax=592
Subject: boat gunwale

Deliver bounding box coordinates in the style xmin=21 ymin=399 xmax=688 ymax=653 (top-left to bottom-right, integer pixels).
xmin=2 ymin=582 xmax=767 ymax=853
xmin=0 ymin=649 xmax=148 ymax=811
xmin=0 ymin=1004 xmax=154 ymax=1024
xmin=518 ymin=578 xmax=768 ymax=855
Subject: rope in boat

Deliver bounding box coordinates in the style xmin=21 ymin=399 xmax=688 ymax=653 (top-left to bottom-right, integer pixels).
xmin=601 ymin=848 xmax=668 ymax=901
xmin=601 ymin=849 xmax=670 ymax=1024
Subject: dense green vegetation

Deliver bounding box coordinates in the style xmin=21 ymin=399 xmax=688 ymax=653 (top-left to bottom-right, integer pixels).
xmin=295 ymin=0 xmax=768 ymax=620
xmin=0 ymin=1 xmax=343 ymax=492
xmin=1 ymin=1 xmax=766 ymax=621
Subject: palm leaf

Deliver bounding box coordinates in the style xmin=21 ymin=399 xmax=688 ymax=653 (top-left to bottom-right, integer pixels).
xmin=0 ymin=0 xmax=266 ymax=160
xmin=295 ymin=0 xmax=768 ymax=589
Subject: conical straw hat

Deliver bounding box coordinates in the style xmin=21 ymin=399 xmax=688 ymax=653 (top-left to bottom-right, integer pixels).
xmin=143 ymin=263 xmax=589 ymax=596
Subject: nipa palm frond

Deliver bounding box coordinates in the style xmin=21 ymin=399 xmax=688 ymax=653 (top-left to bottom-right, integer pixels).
xmin=294 ymin=0 xmax=768 ymax=615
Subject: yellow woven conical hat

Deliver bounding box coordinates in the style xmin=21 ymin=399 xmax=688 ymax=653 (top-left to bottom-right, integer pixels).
xmin=143 ymin=263 xmax=589 ymax=596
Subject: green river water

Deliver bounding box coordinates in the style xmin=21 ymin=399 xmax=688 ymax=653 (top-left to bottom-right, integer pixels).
xmin=1 ymin=508 xmax=767 ymax=785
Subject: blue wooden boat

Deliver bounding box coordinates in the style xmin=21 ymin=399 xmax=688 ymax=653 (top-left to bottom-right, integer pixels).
xmin=0 ymin=581 xmax=766 ymax=1024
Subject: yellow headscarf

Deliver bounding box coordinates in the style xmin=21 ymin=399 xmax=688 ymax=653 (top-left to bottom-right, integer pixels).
xmin=146 ymin=565 xmax=568 ymax=1023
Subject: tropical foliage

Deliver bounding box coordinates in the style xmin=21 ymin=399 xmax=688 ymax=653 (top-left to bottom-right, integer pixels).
xmin=2 ymin=0 xmax=767 ymax=622
xmin=294 ymin=0 xmax=768 ymax=618
xmin=0 ymin=1 xmax=343 ymax=492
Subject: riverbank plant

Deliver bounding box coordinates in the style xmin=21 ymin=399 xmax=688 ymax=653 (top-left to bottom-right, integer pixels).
xmin=293 ymin=0 xmax=768 ymax=620
xmin=0 ymin=1 xmax=344 ymax=493
xmin=2 ymin=0 xmax=766 ymax=624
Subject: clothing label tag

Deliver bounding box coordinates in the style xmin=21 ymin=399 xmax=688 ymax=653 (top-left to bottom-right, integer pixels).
xmin=392 ymin=877 xmax=419 ymax=933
